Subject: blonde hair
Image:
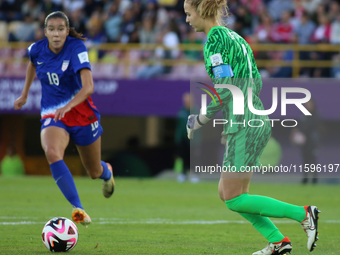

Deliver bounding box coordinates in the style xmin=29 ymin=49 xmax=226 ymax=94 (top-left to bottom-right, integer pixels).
xmin=186 ymin=0 xmax=228 ymax=25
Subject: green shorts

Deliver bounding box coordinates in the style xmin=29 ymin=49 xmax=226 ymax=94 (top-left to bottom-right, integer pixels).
xmin=223 ymin=121 xmax=271 ymax=172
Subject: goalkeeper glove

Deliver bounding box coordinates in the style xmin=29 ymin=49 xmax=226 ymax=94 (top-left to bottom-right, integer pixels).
xmin=186 ymin=115 xmax=203 ymax=139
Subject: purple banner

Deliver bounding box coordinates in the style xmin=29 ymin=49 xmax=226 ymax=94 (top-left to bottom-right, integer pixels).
xmin=0 ymin=78 xmax=339 ymax=119
xmin=0 ymin=78 xmax=190 ymax=117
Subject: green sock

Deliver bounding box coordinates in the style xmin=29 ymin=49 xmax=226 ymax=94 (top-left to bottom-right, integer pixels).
xmin=225 ymin=193 xmax=306 ymax=222
xmin=239 ymin=213 xmax=285 ymax=243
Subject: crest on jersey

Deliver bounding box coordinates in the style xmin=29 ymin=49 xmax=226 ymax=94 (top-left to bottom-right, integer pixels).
xmin=44 ymin=118 xmax=52 ymax=126
xmin=61 ymin=60 xmax=70 ymax=71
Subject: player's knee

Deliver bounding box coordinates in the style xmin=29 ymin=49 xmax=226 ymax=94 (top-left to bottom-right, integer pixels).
xmin=218 ymin=188 xmax=225 ymax=202
xmin=225 ymin=199 xmax=238 ymax=211
xmin=86 ymin=167 xmax=102 ymax=179
xmin=218 ymin=188 xmax=237 ymax=202
xmin=44 ymin=147 xmax=63 ymax=164
xmin=225 ymin=193 xmax=248 ymax=212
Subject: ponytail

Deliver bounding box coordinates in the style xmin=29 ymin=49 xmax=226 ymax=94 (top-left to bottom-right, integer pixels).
xmin=69 ymin=27 xmax=86 ymax=42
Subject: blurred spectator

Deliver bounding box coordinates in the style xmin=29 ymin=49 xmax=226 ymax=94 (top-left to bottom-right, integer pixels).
xmin=136 ymin=32 xmax=166 ymax=79
xmin=295 ymin=12 xmax=315 ymax=76
xmin=41 ymin=0 xmax=62 ymax=15
xmin=62 ymin=0 xmax=85 ymax=14
xmin=311 ymin=14 xmax=331 ymax=43
xmin=311 ymin=3 xmax=326 ymax=24
xmin=136 ymin=20 xmax=180 ymax=79
xmin=139 ymin=16 xmax=157 ymax=44
xmin=0 ymin=145 xmax=25 ymax=177
xmin=310 ymin=14 xmax=332 ymax=77
xmin=84 ymin=0 xmax=103 ymax=18
xmin=183 ymin=29 xmax=202 ymax=60
xmin=293 ymin=0 xmax=305 ymax=20
xmin=330 ymin=14 xmax=340 ymax=77
xmin=132 ymin=0 xmax=143 ymax=23
xmin=295 ymin=12 xmax=315 ymax=44
xmin=120 ymin=8 xmax=136 ymax=43
xmin=234 ymin=6 xmax=253 ymax=37
xmin=143 ymin=0 xmax=158 ymax=22
xmin=9 ymin=14 xmax=37 ymax=42
xmin=174 ymin=92 xmax=191 ymax=182
xmin=271 ymin=10 xmax=294 ymax=43
xmin=85 ymin=12 xmax=107 ymax=44
xmin=85 ymin=12 xmax=107 ymax=63
xmin=69 ymin=8 xmax=86 ymax=35
xmin=329 ymin=1 xmax=340 ymax=22
xmin=268 ymin=0 xmax=294 ymax=22
xmin=0 ymin=0 xmax=22 ymax=22
xmin=118 ymin=0 xmax=132 ymax=14
xmin=301 ymin=0 xmax=323 ymax=16
xmin=137 ymin=21 xmax=179 ymax=79
xmin=240 ymin=0 xmax=264 ymax=16
xmin=21 ymin=0 xmax=42 ymax=21
xmin=270 ymin=10 xmax=295 ymax=77
xmin=331 ymin=13 xmax=340 ymax=44
xmin=104 ymin=2 xmax=122 ymax=43
xmin=253 ymin=13 xmax=274 ymax=43
xmin=227 ymin=0 xmax=241 ymax=15
xmin=156 ymin=6 xmax=169 ymax=30
xmin=271 ymin=50 xmax=294 ymax=77
xmin=162 ymin=20 xmax=180 ymax=72
xmin=291 ymin=99 xmax=319 ymax=184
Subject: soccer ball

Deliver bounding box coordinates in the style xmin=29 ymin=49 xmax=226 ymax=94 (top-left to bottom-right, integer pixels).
xmin=42 ymin=217 xmax=78 ymax=252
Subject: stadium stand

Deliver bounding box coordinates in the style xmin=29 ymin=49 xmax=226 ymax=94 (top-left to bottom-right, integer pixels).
xmin=0 ymin=0 xmax=340 ymax=78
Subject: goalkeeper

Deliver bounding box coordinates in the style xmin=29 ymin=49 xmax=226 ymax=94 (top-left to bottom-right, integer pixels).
xmin=184 ymin=0 xmax=320 ymax=254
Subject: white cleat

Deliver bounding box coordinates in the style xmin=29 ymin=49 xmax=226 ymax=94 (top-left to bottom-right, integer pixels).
xmin=252 ymin=237 xmax=292 ymax=255
xmin=301 ymin=205 xmax=320 ymax=252
xmin=252 ymin=243 xmax=272 ymax=255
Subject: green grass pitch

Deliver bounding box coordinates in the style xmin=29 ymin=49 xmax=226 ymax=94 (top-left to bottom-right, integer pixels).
xmin=0 ymin=177 xmax=339 ymax=254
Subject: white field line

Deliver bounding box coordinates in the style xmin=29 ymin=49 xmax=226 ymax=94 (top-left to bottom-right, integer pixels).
xmin=0 ymin=218 xmax=340 ymax=225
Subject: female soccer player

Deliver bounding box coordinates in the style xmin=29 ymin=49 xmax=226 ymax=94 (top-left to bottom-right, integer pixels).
xmin=14 ymin=11 xmax=115 ymax=227
xmin=184 ymin=1 xmax=320 ymax=254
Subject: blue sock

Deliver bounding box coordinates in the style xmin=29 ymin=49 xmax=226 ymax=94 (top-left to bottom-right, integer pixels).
xmin=100 ymin=161 xmax=112 ymax=181
xmin=50 ymin=160 xmax=83 ymax=209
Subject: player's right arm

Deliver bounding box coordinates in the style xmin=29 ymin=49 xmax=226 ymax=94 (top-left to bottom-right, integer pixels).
xmin=14 ymin=61 xmax=36 ymax=110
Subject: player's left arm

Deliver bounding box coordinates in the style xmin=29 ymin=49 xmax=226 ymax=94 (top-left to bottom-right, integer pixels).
xmin=187 ymin=33 xmax=233 ymax=139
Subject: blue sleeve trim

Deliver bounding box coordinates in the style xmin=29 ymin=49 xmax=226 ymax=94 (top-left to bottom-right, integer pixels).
xmin=212 ymin=64 xmax=234 ymax=79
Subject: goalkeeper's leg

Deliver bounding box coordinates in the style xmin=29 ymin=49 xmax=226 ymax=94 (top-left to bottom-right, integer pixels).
xmin=220 ymin=126 xmax=306 ymax=222
xmin=220 ymin=125 xmax=319 ymax=252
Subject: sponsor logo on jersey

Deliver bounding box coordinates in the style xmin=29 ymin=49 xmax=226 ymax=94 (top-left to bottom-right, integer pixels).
xmin=62 ymin=60 xmax=70 ymax=71
xmin=37 ymin=61 xmax=43 ymax=65
xmin=210 ymin=53 xmax=223 ymax=67
xmin=78 ymin=52 xmax=89 ymax=64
